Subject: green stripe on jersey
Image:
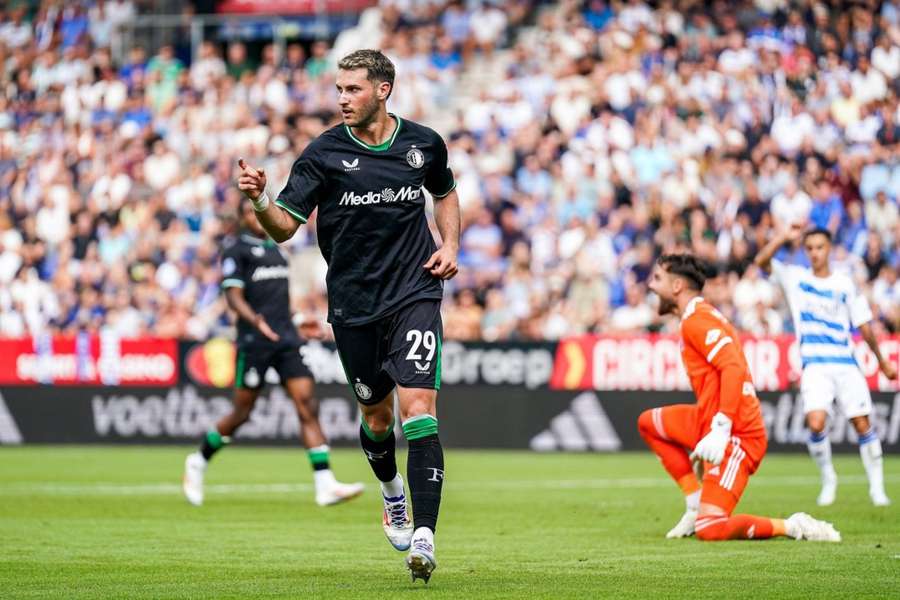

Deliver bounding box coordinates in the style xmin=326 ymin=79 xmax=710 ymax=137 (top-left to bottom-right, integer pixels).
xmin=221 ymin=278 xmax=244 ymax=289
xmin=431 ymin=180 xmax=457 ymax=199
xmin=274 ymin=200 xmax=308 ymax=223
xmin=402 ymin=414 xmax=438 ymax=441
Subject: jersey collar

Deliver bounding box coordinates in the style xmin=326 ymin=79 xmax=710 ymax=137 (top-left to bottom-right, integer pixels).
xmin=344 ymin=114 xmax=402 ymax=152
xmin=681 ymin=296 xmax=704 ymax=322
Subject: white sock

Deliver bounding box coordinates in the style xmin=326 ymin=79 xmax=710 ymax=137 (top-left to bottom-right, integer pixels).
xmin=314 ymin=468 xmax=336 ymax=491
xmin=381 ymin=473 xmax=404 ymax=499
xmin=858 ymin=429 xmax=885 ymax=495
xmin=807 ymin=431 xmax=836 ymax=482
xmin=412 ymin=526 xmax=434 ymax=546
xmin=685 ymin=490 xmax=700 ymax=512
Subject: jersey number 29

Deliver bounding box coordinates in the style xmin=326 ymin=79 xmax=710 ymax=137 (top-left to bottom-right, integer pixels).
xmin=406 ymin=329 xmax=436 ymax=370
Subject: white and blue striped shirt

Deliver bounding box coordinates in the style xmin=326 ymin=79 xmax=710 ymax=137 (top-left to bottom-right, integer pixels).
xmin=771 ymin=259 xmax=873 ymax=368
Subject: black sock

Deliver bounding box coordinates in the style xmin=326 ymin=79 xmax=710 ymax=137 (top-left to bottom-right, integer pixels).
xmin=200 ymin=429 xmax=228 ymax=461
xmin=406 ymin=434 xmax=444 ymax=533
xmin=359 ymin=423 xmax=398 ymax=483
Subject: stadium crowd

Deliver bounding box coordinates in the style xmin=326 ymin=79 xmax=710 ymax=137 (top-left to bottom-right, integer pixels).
xmin=0 ymin=0 xmax=898 ymax=342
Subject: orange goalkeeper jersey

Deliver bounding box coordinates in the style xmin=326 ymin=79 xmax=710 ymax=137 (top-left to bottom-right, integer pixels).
xmin=680 ymin=297 xmax=766 ymax=437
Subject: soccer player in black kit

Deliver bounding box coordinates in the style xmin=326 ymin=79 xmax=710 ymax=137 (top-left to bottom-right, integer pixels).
xmin=237 ymin=49 xmax=460 ymax=583
xmin=182 ymin=203 xmax=364 ymax=508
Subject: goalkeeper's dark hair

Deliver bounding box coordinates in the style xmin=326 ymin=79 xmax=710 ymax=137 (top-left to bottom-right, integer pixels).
xmin=656 ymin=253 xmax=712 ymax=291
xmin=803 ymin=227 xmax=832 ymax=243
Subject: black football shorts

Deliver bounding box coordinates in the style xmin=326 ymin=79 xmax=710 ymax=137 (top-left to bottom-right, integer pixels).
xmin=234 ymin=338 xmax=313 ymax=390
xmin=332 ymin=300 xmax=443 ymax=405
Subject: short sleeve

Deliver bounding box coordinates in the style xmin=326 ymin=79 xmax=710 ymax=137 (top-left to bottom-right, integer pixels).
xmin=424 ymin=131 xmax=455 ymax=198
xmin=847 ymin=285 xmax=873 ymax=328
xmin=220 ymin=244 xmax=245 ymax=289
xmin=769 ymin=258 xmax=790 ymax=288
xmin=683 ymin=313 xmax=740 ymax=369
xmin=275 ymin=146 xmax=325 ymax=223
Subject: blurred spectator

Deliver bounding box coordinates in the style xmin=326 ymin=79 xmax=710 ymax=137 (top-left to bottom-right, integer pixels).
xmin=609 ymin=284 xmax=654 ymax=333
xmin=0 ymin=0 xmax=898 ymax=343
xmin=865 ymin=190 xmax=899 ymax=245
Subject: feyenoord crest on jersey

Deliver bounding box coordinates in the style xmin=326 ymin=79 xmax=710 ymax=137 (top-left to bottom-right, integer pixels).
xmin=273 ymin=116 xmax=455 ymax=326
xmin=406 ymin=147 xmax=425 ymax=168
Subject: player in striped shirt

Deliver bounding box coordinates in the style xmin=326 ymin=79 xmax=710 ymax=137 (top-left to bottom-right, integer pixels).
xmin=756 ymin=224 xmax=897 ymax=506
xmin=639 ymin=254 xmax=840 ymax=542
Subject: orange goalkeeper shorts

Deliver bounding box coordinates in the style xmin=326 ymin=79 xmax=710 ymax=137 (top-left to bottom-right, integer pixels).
xmin=700 ymin=434 xmax=768 ymax=514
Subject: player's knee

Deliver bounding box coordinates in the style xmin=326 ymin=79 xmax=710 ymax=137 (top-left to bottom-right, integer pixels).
xmin=294 ymin=397 xmax=318 ymax=424
xmin=849 ymin=415 xmax=871 ymax=435
xmin=695 ymin=526 xmax=724 ymax=541
xmin=637 ymin=410 xmax=655 ymax=438
xmin=806 ymin=414 xmax=827 ymax=434
xmin=399 ymin=392 xmax=434 ymax=422
xmin=362 ymin=410 xmax=393 ymax=436
xmin=695 ymin=517 xmax=727 ymax=541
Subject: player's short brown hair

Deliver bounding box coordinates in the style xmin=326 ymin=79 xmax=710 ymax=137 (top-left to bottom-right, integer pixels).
xmin=338 ymin=49 xmax=395 ymax=98
xmin=657 ymin=253 xmax=712 ymax=291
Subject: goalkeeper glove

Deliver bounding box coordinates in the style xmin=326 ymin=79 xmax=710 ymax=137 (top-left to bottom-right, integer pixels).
xmin=690 ymin=412 xmax=732 ymax=466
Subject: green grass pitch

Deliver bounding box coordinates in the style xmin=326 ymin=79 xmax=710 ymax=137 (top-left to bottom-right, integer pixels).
xmin=1 ymin=447 xmax=897 ymax=599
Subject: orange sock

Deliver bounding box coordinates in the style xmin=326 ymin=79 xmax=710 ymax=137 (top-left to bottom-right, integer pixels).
xmin=695 ymin=514 xmax=778 ymax=541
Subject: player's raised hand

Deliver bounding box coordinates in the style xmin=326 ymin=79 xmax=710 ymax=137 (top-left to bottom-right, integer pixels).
xmin=424 ymin=246 xmax=458 ymax=280
xmin=784 ymin=221 xmax=806 ymax=243
xmin=237 ymin=158 xmax=267 ymax=201
xmin=254 ymin=314 xmax=280 ymax=342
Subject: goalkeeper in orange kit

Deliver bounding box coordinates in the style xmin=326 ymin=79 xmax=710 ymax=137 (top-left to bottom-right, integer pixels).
xmin=639 ymin=254 xmax=840 ymax=542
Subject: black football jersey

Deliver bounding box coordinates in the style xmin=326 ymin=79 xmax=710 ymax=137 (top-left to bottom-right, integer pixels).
xmin=274 ymin=115 xmax=456 ymax=326
xmin=221 ymin=233 xmax=298 ymax=345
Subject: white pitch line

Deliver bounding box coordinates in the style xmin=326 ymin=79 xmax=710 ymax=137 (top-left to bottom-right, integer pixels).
xmin=1 ymin=474 xmax=897 ymax=497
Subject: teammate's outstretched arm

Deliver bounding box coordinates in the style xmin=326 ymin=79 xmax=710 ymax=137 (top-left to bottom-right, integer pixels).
xmin=237 ymin=158 xmax=301 ymax=243
xmin=755 ymin=222 xmax=804 ymax=273
xmin=424 ymin=189 xmax=460 ymax=280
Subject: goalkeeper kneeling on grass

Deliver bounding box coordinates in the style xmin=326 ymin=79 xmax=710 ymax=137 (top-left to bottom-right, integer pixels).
xmin=637 ymin=253 xmax=841 ymax=542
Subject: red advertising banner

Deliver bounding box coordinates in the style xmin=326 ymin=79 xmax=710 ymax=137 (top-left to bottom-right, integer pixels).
xmin=550 ymin=335 xmax=900 ymax=393
xmin=0 ymin=336 xmax=178 ymax=386
xmin=216 ymin=0 xmax=376 ymax=14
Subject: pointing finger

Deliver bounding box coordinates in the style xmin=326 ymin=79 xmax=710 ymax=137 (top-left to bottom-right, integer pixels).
xmin=238 ymin=158 xmax=247 ymax=171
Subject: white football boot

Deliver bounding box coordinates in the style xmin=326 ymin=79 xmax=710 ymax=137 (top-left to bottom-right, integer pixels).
xmin=666 ymin=509 xmax=698 ymax=538
xmin=382 ymin=490 xmax=414 ymax=551
xmin=816 ymin=473 xmax=837 ymax=507
xmin=406 ymin=527 xmax=437 ymax=583
xmin=785 ymin=512 xmax=841 ymax=542
xmin=870 ymin=488 xmax=891 ymax=507
xmin=182 ymin=452 xmax=207 ymax=506
xmin=315 ymin=480 xmax=365 ymax=507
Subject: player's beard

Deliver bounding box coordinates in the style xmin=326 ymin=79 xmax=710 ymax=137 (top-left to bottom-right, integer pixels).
xmin=657 ymin=295 xmax=677 ymax=316
xmin=349 ymin=96 xmax=381 ymax=128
